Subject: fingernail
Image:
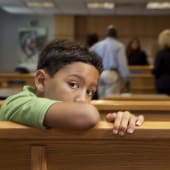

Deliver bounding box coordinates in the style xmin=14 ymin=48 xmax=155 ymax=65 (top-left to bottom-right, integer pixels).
xmin=127 ymin=128 xmax=134 ymax=134
xmin=119 ymin=131 xmax=125 ymax=136
xmin=136 ymin=120 xmax=142 ymax=126
xmin=113 ymin=129 xmax=118 ymax=134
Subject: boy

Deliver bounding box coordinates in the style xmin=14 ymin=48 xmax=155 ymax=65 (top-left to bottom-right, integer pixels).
xmin=0 ymin=39 xmax=144 ymax=136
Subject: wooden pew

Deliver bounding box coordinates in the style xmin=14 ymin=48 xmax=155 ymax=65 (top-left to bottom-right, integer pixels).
xmin=128 ymin=65 xmax=153 ymax=74
xmin=129 ymin=73 xmax=155 ymax=94
xmin=104 ymin=94 xmax=170 ymax=101
xmin=1 ymin=100 xmax=170 ymax=121
xmin=128 ymin=65 xmax=155 ymax=94
xmin=0 ymin=71 xmax=155 ymax=94
xmin=0 ymin=73 xmax=34 ymax=89
xmin=0 ymin=121 xmax=170 ymax=170
xmin=92 ymin=100 xmax=170 ymax=121
xmin=0 ymin=88 xmax=21 ymax=99
xmin=0 ymin=100 xmax=3 ymax=107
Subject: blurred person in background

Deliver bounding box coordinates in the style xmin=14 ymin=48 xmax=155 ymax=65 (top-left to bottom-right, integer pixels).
xmin=85 ymin=33 xmax=99 ymax=99
xmin=152 ymin=29 xmax=170 ymax=95
xmin=85 ymin=33 xmax=99 ymax=48
xmin=126 ymin=38 xmax=149 ymax=66
xmin=90 ymin=25 xmax=129 ymax=99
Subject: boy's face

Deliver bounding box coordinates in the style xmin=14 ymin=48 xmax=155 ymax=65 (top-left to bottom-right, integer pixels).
xmin=35 ymin=62 xmax=100 ymax=103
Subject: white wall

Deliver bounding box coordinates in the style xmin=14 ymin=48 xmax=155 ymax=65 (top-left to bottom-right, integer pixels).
xmin=0 ymin=9 xmax=55 ymax=72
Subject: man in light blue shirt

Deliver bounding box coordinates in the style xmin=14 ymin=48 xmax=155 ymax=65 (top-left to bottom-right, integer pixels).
xmin=90 ymin=25 xmax=129 ymax=98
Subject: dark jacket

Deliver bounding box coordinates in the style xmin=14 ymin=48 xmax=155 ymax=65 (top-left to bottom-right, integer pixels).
xmin=127 ymin=50 xmax=148 ymax=65
xmin=152 ymin=48 xmax=170 ymax=94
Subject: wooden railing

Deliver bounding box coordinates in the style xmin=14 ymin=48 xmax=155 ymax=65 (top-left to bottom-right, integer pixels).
xmin=128 ymin=65 xmax=153 ymax=74
xmin=0 ymin=68 xmax=155 ymax=94
xmin=104 ymin=94 xmax=170 ymax=101
xmin=1 ymin=100 xmax=170 ymax=121
xmin=0 ymin=100 xmax=3 ymax=107
xmin=92 ymin=100 xmax=170 ymax=121
xmin=0 ymin=73 xmax=34 ymax=89
xmin=128 ymin=65 xmax=155 ymax=94
xmin=129 ymin=73 xmax=155 ymax=94
xmin=0 ymin=121 xmax=170 ymax=170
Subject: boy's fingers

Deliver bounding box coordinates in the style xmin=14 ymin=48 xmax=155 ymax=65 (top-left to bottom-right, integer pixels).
xmin=118 ymin=111 xmax=130 ymax=135
xmin=112 ymin=111 xmax=123 ymax=135
xmin=106 ymin=113 xmax=144 ymax=136
xmin=106 ymin=113 xmax=117 ymax=122
xmin=135 ymin=115 xmax=144 ymax=126
xmin=127 ymin=115 xmax=136 ymax=134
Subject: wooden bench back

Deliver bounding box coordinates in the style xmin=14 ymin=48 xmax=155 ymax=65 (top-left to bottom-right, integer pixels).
xmin=128 ymin=65 xmax=155 ymax=94
xmin=1 ymin=99 xmax=170 ymax=121
xmin=0 ymin=121 xmax=170 ymax=170
xmin=128 ymin=65 xmax=153 ymax=74
xmin=0 ymin=71 xmax=154 ymax=93
xmin=104 ymin=94 xmax=170 ymax=101
xmin=129 ymin=73 xmax=155 ymax=93
xmin=92 ymin=100 xmax=170 ymax=121
xmin=0 ymin=73 xmax=34 ymax=89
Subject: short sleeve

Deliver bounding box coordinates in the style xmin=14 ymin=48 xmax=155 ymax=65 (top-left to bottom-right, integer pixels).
xmin=0 ymin=89 xmax=58 ymax=129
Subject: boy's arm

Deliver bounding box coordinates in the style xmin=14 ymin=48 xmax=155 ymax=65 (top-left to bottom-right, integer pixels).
xmin=0 ymin=94 xmax=143 ymax=133
xmin=44 ymin=102 xmax=144 ymax=135
xmin=44 ymin=102 xmax=100 ymax=130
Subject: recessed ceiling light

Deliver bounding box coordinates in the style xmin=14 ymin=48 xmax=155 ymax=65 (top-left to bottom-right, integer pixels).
xmin=146 ymin=2 xmax=170 ymax=9
xmin=2 ymin=6 xmax=33 ymax=14
xmin=87 ymin=2 xmax=114 ymax=9
xmin=26 ymin=1 xmax=55 ymax=8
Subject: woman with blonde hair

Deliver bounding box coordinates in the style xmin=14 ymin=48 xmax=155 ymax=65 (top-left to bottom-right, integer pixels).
xmin=152 ymin=29 xmax=170 ymax=95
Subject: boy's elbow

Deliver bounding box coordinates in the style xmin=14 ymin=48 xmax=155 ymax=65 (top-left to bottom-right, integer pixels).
xmin=85 ymin=112 xmax=100 ymax=129
xmin=78 ymin=105 xmax=100 ymax=130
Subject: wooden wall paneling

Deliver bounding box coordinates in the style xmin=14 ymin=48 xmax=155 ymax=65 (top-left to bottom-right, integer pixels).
xmin=73 ymin=15 xmax=170 ymax=59
xmin=55 ymin=15 xmax=75 ymax=40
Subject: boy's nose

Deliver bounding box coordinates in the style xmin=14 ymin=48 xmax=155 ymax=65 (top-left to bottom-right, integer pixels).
xmin=75 ymin=91 xmax=88 ymax=103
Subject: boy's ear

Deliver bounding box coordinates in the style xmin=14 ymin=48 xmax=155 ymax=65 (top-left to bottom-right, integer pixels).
xmin=34 ymin=69 xmax=47 ymax=92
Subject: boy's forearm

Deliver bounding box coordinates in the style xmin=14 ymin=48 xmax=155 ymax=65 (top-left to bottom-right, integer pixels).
xmin=44 ymin=102 xmax=100 ymax=130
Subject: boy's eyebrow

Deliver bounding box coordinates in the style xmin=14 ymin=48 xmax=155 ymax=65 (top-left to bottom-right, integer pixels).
xmin=68 ymin=74 xmax=98 ymax=88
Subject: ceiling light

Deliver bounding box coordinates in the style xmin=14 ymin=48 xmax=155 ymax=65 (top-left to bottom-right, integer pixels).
xmin=87 ymin=2 xmax=114 ymax=9
xmin=2 ymin=6 xmax=33 ymax=14
xmin=146 ymin=2 xmax=170 ymax=9
xmin=26 ymin=1 xmax=55 ymax=8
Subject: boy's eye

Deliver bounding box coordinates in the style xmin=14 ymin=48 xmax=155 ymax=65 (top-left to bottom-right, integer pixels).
xmin=69 ymin=82 xmax=79 ymax=89
xmin=87 ymin=89 xmax=95 ymax=97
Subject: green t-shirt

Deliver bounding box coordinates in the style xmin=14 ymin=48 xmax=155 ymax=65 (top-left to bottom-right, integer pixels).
xmin=0 ymin=86 xmax=57 ymax=129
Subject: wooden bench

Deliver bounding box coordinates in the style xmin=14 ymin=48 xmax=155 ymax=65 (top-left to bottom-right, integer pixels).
xmin=128 ymin=65 xmax=153 ymax=74
xmin=0 ymin=73 xmax=34 ymax=89
xmin=1 ymin=100 xmax=170 ymax=121
xmin=0 ymin=100 xmax=3 ymax=107
xmin=0 ymin=121 xmax=170 ymax=170
xmin=0 ymin=88 xmax=21 ymax=99
xmin=129 ymin=73 xmax=155 ymax=94
xmin=0 ymin=70 xmax=155 ymax=94
xmin=92 ymin=100 xmax=170 ymax=121
xmin=128 ymin=66 xmax=155 ymax=93
xmin=104 ymin=94 xmax=170 ymax=101
xmin=0 ymin=72 xmax=155 ymax=94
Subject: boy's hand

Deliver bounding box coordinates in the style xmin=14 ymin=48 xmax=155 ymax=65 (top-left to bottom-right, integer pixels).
xmin=106 ymin=112 xmax=144 ymax=136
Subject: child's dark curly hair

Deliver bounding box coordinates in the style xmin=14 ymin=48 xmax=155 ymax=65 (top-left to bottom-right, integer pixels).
xmin=37 ymin=39 xmax=103 ymax=76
